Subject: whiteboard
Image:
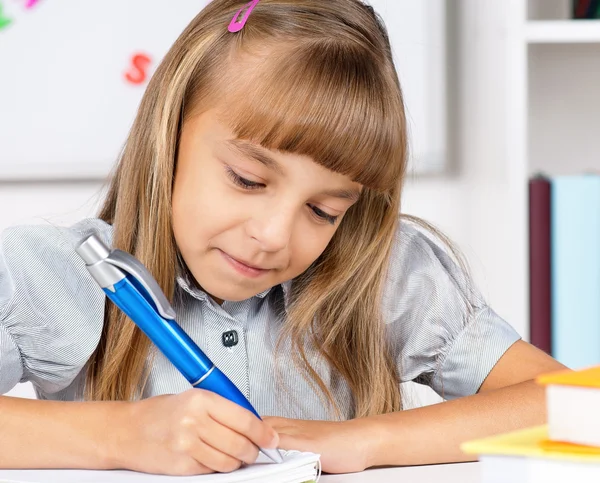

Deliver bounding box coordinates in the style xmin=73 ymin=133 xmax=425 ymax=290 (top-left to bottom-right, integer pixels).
xmin=0 ymin=0 xmax=446 ymax=180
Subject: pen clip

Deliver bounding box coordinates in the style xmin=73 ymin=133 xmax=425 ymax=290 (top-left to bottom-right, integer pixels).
xmin=105 ymin=249 xmax=177 ymax=320
xmin=77 ymin=234 xmax=176 ymax=320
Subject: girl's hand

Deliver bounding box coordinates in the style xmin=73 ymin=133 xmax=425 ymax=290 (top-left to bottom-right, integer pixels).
xmin=263 ymin=416 xmax=377 ymax=474
xmin=111 ymin=389 xmax=280 ymax=476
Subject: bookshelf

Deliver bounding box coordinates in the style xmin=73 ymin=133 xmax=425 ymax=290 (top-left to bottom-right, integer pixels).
xmin=451 ymin=0 xmax=600 ymax=341
xmin=526 ymin=20 xmax=600 ymax=42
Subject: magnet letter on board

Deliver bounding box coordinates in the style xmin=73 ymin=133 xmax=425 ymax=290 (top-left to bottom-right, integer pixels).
xmin=124 ymin=53 xmax=152 ymax=85
xmin=0 ymin=3 xmax=12 ymax=30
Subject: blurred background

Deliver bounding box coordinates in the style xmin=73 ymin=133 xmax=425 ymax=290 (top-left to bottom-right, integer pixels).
xmin=1 ymin=0 xmax=599 ymax=401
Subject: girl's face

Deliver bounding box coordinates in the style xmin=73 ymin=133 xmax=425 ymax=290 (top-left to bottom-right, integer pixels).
xmin=172 ymin=109 xmax=362 ymax=303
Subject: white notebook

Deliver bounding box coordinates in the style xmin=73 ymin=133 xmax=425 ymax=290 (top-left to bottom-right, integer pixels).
xmin=0 ymin=451 xmax=321 ymax=483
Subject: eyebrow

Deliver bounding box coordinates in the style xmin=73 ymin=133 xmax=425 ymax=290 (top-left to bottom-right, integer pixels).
xmin=322 ymin=188 xmax=361 ymax=203
xmin=223 ymin=138 xmax=362 ymax=203
xmin=224 ymin=139 xmax=284 ymax=175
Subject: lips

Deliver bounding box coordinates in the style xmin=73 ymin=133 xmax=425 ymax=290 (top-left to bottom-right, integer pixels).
xmin=218 ymin=249 xmax=271 ymax=278
xmin=227 ymin=254 xmax=266 ymax=271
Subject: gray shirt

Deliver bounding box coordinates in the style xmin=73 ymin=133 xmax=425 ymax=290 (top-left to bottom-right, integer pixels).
xmin=0 ymin=218 xmax=520 ymax=419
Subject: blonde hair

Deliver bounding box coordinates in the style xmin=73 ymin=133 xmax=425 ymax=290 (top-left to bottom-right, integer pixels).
xmin=87 ymin=0 xmax=412 ymax=418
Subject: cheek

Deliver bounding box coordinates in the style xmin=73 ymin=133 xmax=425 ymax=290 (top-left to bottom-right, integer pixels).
xmin=173 ymin=167 xmax=256 ymax=258
xmin=288 ymin=230 xmax=335 ymax=275
xmin=172 ymin=169 xmax=225 ymax=251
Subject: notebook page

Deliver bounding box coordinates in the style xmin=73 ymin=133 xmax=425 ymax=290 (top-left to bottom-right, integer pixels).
xmin=0 ymin=451 xmax=321 ymax=483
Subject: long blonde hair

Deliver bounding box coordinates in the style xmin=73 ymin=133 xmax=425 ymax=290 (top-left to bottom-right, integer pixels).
xmin=88 ymin=0 xmax=410 ymax=418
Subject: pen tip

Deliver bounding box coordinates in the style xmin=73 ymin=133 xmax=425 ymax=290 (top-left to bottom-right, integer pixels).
xmin=262 ymin=447 xmax=284 ymax=464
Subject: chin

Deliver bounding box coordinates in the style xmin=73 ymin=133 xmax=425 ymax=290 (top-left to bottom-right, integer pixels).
xmin=198 ymin=281 xmax=260 ymax=303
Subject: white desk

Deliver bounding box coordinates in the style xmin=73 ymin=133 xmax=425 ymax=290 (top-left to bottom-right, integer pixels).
xmin=321 ymin=462 xmax=480 ymax=482
xmin=0 ymin=462 xmax=481 ymax=482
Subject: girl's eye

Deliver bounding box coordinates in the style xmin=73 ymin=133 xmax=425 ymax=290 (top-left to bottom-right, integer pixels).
xmin=226 ymin=167 xmax=264 ymax=190
xmin=309 ymin=204 xmax=339 ymax=226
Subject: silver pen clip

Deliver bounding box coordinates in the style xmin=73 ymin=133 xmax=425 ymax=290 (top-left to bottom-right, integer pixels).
xmin=77 ymin=234 xmax=176 ymax=320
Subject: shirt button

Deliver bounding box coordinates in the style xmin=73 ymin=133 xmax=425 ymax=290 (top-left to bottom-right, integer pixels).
xmin=222 ymin=330 xmax=239 ymax=347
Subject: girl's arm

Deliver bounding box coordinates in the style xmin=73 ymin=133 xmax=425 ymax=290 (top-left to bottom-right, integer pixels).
xmin=368 ymin=340 xmax=567 ymax=467
xmin=0 ymin=390 xmax=278 ymax=475
xmin=0 ymin=396 xmax=126 ymax=469
xmin=266 ymin=340 xmax=568 ymax=473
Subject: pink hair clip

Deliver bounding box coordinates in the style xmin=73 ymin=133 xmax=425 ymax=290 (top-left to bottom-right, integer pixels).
xmin=228 ymin=0 xmax=260 ymax=32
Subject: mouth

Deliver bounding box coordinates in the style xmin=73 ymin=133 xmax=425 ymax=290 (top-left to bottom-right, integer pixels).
xmin=218 ymin=250 xmax=271 ymax=278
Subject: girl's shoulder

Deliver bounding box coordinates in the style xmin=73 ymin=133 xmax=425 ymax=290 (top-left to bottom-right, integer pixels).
xmin=383 ymin=218 xmax=521 ymax=399
xmin=0 ymin=218 xmax=114 ymax=306
xmin=386 ymin=218 xmax=474 ymax=298
xmin=0 ymin=218 xmax=112 ymax=395
xmin=1 ymin=217 xmax=113 ymax=249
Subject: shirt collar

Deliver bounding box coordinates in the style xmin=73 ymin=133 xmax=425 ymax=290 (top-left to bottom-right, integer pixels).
xmin=175 ymin=274 xmax=277 ymax=303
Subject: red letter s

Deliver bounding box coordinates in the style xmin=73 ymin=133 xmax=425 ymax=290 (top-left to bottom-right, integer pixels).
xmin=124 ymin=53 xmax=152 ymax=85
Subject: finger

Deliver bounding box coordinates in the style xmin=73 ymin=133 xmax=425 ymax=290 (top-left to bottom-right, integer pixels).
xmin=203 ymin=392 xmax=279 ymax=450
xmin=199 ymin=415 xmax=260 ymax=465
xmin=169 ymin=459 xmax=214 ymax=477
xmin=189 ymin=438 xmax=245 ymax=474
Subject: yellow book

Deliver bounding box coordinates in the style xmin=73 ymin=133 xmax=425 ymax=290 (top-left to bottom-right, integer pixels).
xmin=537 ymin=365 xmax=600 ymax=447
xmin=462 ymin=425 xmax=600 ymax=483
xmin=537 ymin=365 xmax=600 ymax=388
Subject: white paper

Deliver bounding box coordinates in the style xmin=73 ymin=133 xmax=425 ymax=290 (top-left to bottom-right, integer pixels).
xmin=0 ymin=451 xmax=320 ymax=483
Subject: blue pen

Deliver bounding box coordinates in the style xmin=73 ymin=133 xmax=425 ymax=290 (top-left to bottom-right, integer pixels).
xmin=76 ymin=234 xmax=283 ymax=464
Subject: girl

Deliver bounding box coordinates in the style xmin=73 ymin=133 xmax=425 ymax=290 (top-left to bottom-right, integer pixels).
xmin=0 ymin=0 xmax=566 ymax=477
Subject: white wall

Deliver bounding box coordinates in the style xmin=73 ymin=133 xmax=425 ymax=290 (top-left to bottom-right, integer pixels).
xmin=0 ymin=181 xmax=106 ymax=228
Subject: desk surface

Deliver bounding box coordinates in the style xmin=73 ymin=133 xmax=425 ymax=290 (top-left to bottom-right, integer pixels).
xmin=321 ymin=462 xmax=480 ymax=482
xmin=0 ymin=462 xmax=481 ymax=482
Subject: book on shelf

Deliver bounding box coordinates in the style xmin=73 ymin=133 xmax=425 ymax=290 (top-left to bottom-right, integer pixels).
xmin=550 ymin=174 xmax=600 ymax=369
xmin=537 ymin=365 xmax=600 ymax=448
xmin=528 ymin=174 xmax=552 ymax=355
xmin=573 ymin=0 xmax=600 ymax=19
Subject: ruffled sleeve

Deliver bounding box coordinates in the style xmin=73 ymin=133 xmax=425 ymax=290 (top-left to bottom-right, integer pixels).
xmin=382 ymin=221 xmax=521 ymax=399
xmin=0 ymin=219 xmax=111 ymax=395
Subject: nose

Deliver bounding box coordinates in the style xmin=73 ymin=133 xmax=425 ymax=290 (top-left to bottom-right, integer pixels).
xmin=245 ymin=203 xmax=295 ymax=253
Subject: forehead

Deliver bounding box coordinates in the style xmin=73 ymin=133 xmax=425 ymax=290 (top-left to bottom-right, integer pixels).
xmin=184 ymin=42 xmax=405 ymax=192
xmin=183 ymin=108 xmax=363 ymax=199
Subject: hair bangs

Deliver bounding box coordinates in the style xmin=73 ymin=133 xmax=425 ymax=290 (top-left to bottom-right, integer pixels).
xmin=217 ymin=41 xmax=407 ymax=192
